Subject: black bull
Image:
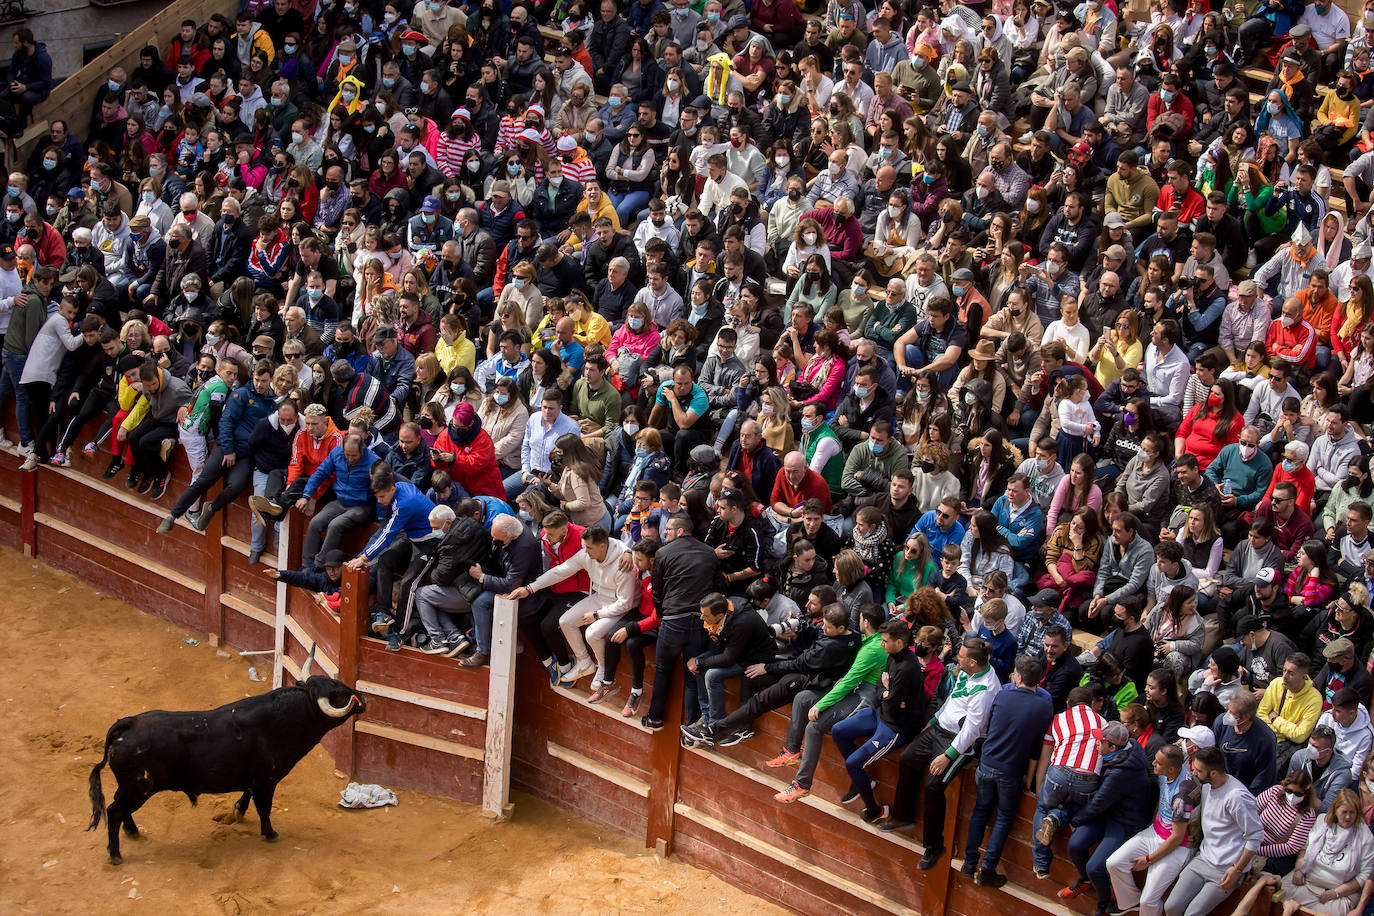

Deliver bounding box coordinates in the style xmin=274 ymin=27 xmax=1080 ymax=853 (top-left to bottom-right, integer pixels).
xmin=87 ymin=656 xmax=364 ymax=865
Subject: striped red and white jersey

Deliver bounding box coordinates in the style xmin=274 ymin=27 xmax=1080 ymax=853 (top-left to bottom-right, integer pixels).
xmin=1044 ymin=703 xmax=1105 ymax=774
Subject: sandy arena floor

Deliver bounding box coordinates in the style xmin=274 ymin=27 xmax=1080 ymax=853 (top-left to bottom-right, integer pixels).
xmin=0 ymin=547 xmax=786 ymax=915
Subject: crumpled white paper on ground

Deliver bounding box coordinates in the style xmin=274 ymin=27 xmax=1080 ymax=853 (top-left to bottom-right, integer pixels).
xmin=339 ymin=782 xmax=399 ymax=809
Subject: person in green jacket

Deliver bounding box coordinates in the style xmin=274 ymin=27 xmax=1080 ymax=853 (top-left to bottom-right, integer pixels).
xmin=861 ymin=279 xmax=917 ymax=362
xmin=800 ymin=401 xmax=845 ymax=502
xmin=773 ymin=603 xmax=887 ymax=802
xmin=0 ymin=265 xmax=59 ymax=450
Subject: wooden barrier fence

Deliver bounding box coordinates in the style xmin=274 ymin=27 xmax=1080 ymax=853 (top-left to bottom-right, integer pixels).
xmin=0 ymin=437 xmax=1277 ymax=916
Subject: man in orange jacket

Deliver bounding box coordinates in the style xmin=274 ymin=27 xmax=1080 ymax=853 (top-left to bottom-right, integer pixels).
xmin=248 ymin=402 xmax=341 ymax=528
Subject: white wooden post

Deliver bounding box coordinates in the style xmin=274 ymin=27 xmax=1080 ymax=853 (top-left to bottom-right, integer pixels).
xmin=271 ymin=512 xmax=292 ymax=689
xmin=482 ymin=595 xmax=518 ymax=820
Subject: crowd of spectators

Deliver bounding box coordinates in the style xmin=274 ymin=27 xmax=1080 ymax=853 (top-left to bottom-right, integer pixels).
xmin=6 ymin=0 xmax=1374 ymax=913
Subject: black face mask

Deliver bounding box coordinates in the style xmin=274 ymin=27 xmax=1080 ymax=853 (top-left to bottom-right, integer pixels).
xmin=787 ymin=188 xmax=801 ymax=201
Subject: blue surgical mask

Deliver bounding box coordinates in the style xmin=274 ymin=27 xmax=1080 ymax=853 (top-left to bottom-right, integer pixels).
xmin=629 ymin=316 xmax=644 ymax=331
xmin=108 ymin=79 xmax=121 ymax=93
xmin=507 ymin=163 xmax=520 ymax=175
xmin=608 ymin=95 xmax=623 ymax=109
xmin=923 ymin=173 xmax=935 ymax=185
xmin=283 ymin=43 xmax=296 ymax=55
xmin=307 ymin=287 xmax=323 ymax=301
xmin=495 ymin=391 xmax=510 ymax=406
xmin=42 ymin=159 xmax=56 ymax=171
xmin=141 ymin=190 xmax=155 ymax=205
xmin=402 ymin=44 xmax=417 ymax=57
xmin=422 ymin=212 xmax=436 ymax=224
xmin=952 ymin=285 xmax=966 ymax=298
xmin=518 ymin=509 xmax=532 ymax=521
xmin=1282 ymin=458 xmax=1298 ymax=473
xmin=1159 ymin=89 xmax=1174 ymax=103
xmin=778 ymin=93 xmax=791 ymax=105
xmin=708 ymin=10 xmax=720 ymax=22
xmin=868 ymin=439 xmax=884 ymax=453
xmin=853 ymin=385 xmax=869 ymax=399
xmin=801 ymin=417 xmax=816 ymax=431
xmin=513 ymin=277 xmax=527 ymax=289
xmin=382 ymin=77 xmax=396 ymax=88
xmin=635 ymin=447 xmax=648 ymax=457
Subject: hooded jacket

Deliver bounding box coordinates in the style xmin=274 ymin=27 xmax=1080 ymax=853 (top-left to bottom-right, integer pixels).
xmin=1071 ymin=739 xmax=1153 ymax=831
xmin=219 ymin=381 xmax=277 ymax=457
xmin=304 ymin=442 xmax=380 ymax=506
xmin=247 ymin=410 xmax=296 ymax=473
xmin=287 ymin=416 xmax=341 ymax=485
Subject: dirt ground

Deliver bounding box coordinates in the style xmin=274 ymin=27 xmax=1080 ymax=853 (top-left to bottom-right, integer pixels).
xmin=0 ymin=548 xmax=786 ymax=916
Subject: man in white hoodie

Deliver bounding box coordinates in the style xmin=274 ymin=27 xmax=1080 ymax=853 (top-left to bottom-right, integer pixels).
xmin=506 ymin=523 xmax=638 ymax=689
xmin=1318 ymin=687 xmax=1374 ymax=780
xmin=89 ymin=202 xmax=131 ymax=291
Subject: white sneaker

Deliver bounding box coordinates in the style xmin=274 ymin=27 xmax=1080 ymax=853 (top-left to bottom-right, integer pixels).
xmin=16 ymin=441 xmax=32 ymax=457
xmin=19 ymin=454 xmax=38 ymax=471
xmin=0 ymin=435 xmax=13 ymax=448
xmin=1019 ymin=131 xmax=1034 ymax=145
xmin=559 ymin=657 xmax=596 ymax=686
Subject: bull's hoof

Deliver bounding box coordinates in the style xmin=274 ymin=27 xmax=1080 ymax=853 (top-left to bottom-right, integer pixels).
xmin=121 ymin=824 xmax=139 ymax=837
xmin=263 ymin=833 xmax=281 ymax=843
xmin=109 ymin=854 xmax=122 ymax=866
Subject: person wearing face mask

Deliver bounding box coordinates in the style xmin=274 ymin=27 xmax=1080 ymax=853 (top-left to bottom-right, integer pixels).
xmin=1204 ymin=425 xmax=1275 ymax=541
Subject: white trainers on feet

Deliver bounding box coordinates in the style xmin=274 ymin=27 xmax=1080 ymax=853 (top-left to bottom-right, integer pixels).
xmin=559 ymin=657 xmax=596 ymax=685
xmin=19 ymin=454 xmax=39 ymax=471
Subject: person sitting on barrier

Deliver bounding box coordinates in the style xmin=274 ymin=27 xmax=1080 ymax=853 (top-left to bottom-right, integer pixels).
xmin=880 ymin=635 xmax=1001 ymax=871
xmin=453 ymin=512 xmax=541 ymax=670
xmin=595 ymin=538 xmax=662 ymax=715
xmin=1056 ymin=720 xmax=1155 ymax=916
xmin=1161 ymin=746 xmax=1263 ymax=916
xmin=346 ymin=462 xmax=437 ymax=619
xmin=681 ymin=600 xmax=860 ymax=749
xmin=506 ymin=523 xmax=639 ymax=691
xmin=831 ymin=618 xmax=928 ymax=825
xmin=298 ymin=433 xmax=380 ymax=571
xmin=683 ymin=591 xmax=777 ymax=738
xmin=247 ymin=402 xmax=342 ymax=529
xmin=125 ymin=358 xmax=193 ymax=498
xmin=771 ymin=603 xmax=886 ymax=805
xmin=408 ymin=507 xmax=490 ymax=657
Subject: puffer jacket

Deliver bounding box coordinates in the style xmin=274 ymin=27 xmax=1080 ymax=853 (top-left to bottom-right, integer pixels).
xmin=429 ymin=517 xmax=492 ymax=588
xmin=1070 ymin=739 xmax=1154 ymax=832
xmin=287 ymin=417 xmax=342 ymax=485
xmin=763 ymin=630 xmax=861 ymax=691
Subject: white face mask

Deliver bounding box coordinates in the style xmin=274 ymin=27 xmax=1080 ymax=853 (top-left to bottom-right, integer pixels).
xmin=975 ymin=185 xmax=989 ymax=199
xmin=829 ymin=162 xmax=842 ymax=177
xmin=1285 ymin=791 xmax=1304 ymax=806
xmin=1239 ymin=443 xmax=1257 ymax=461
xmin=803 ymin=231 xmax=817 ymax=245
xmin=1026 ymin=198 xmax=1041 ymax=213
xmin=888 ymin=204 xmax=902 ymax=218
xmin=1281 ymin=314 xmax=1297 ymax=328
xmin=775 ymin=155 xmax=789 ymax=168
xmin=1045 ymin=260 xmax=1062 ymax=276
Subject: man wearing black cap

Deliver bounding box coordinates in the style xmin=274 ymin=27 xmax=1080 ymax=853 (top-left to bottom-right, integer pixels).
xmin=1235 ymin=614 xmax=1297 ymax=687
xmin=927 ymin=80 xmax=979 ymax=145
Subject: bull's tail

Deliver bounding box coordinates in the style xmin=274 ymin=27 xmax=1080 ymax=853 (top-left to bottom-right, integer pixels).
xmin=87 ymin=720 xmax=121 ymax=831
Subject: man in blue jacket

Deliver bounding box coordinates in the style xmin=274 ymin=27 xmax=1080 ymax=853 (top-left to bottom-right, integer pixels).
xmin=991 ymin=473 xmax=1045 ymax=594
xmin=301 ymin=433 xmax=379 ymax=570
xmin=367 ymin=326 xmax=415 ymax=418
xmin=349 ymin=461 xmax=436 ymax=632
xmin=161 ymin=361 xmax=276 ymax=532
xmin=2 ymin=29 xmax=53 ymax=125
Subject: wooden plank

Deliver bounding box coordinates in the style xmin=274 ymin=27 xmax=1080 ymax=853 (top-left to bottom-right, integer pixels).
xmin=482 ymin=595 xmax=518 ymax=820
xmin=33 ymin=512 xmax=206 ymax=596
xmin=353 ymin=719 xmax=483 ymax=760
xmin=674 ymin=801 xmax=922 ymax=916
xmin=221 ymin=591 xmax=274 ymax=628
xmin=546 ymin=740 xmax=650 ymax=798
xmin=18 ymin=467 xmax=34 ymax=555
xmin=355 ymin=678 xmax=486 ymax=721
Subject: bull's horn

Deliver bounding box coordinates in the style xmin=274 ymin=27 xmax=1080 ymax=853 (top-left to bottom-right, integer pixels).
xmin=317 ymin=695 xmax=356 ymax=718
xmin=300 ymin=643 xmax=317 ymax=680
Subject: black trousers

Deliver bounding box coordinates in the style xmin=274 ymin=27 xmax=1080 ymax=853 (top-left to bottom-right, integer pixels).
xmin=50 ymin=390 xmax=115 ymax=458
xmin=369 ymin=539 xmax=416 ymax=617
xmin=128 ymin=419 xmax=180 ymax=477
xmin=715 ymin=671 xmax=803 ymax=732
xmin=532 ymin=591 xmax=584 ymax=665
xmin=170 ymin=444 xmax=226 ymax=517
xmin=891 ymin=722 xmax=957 ymax=848
xmin=600 ymin=615 xmax=658 ymax=689
xmin=646 ymin=615 xmax=708 ymax=723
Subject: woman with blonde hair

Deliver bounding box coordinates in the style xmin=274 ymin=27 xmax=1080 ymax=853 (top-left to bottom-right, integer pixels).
xmin=887 ymin=532 xmax=936 ymax=606
xmin=414 ymin=352 xmax=450 ymax=409
xmin=759 ymin=386 xmax=795 ymax=457
xmin=271 ymin=364 xmax=298 ymax=397
xmin=499 ymin=260 xmax=544 ymax=329
xmin=478 ymin=375 xmax=530 ymax=477
xmin=833 ymin=549 xmax=875 ymax=628
xmin=1334 ymin=275 xmax=1374 ymax=373
xmin=354 ymin=257 xmax=397 ymax=327
xmin=1091 ymin=308 xmax=1144 ymax=388
xmin=486 ymin=300 xmax=532 ymax=358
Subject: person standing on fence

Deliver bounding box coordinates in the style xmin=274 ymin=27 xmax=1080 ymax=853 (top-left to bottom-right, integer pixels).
xmin=1162 ymin=746 xmax=1263 ymax=916
xmin=642 ymin=514 xmax=721 ymax=731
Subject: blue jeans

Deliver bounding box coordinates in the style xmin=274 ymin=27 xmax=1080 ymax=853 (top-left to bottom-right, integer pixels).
xmin=471 ymin=589 xmax=496 ymax=654
xmin=697 ymin=663 xmax=744 ymax=725
xmin=1 ymin=351 xmax=30 ymax=443
xmin=965 ymin=762 xmax=1027 ymax=872
xmin=833 ymin=708 xmax=911 ymax=815
xmin=503 ymin=469 xmax=529 ymax=504
xmin=1032 ymin=765 xmax=1101 ymax=870
xmin=609 ymin=189 xmax=650 ymax=227
xmin=1069 ymin=818 xmax=1128 ymax=902
xmin=250 ymin=469 xmax=274 ymax=553
xmin=902 ymin=343 xmax=957 ymax=390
